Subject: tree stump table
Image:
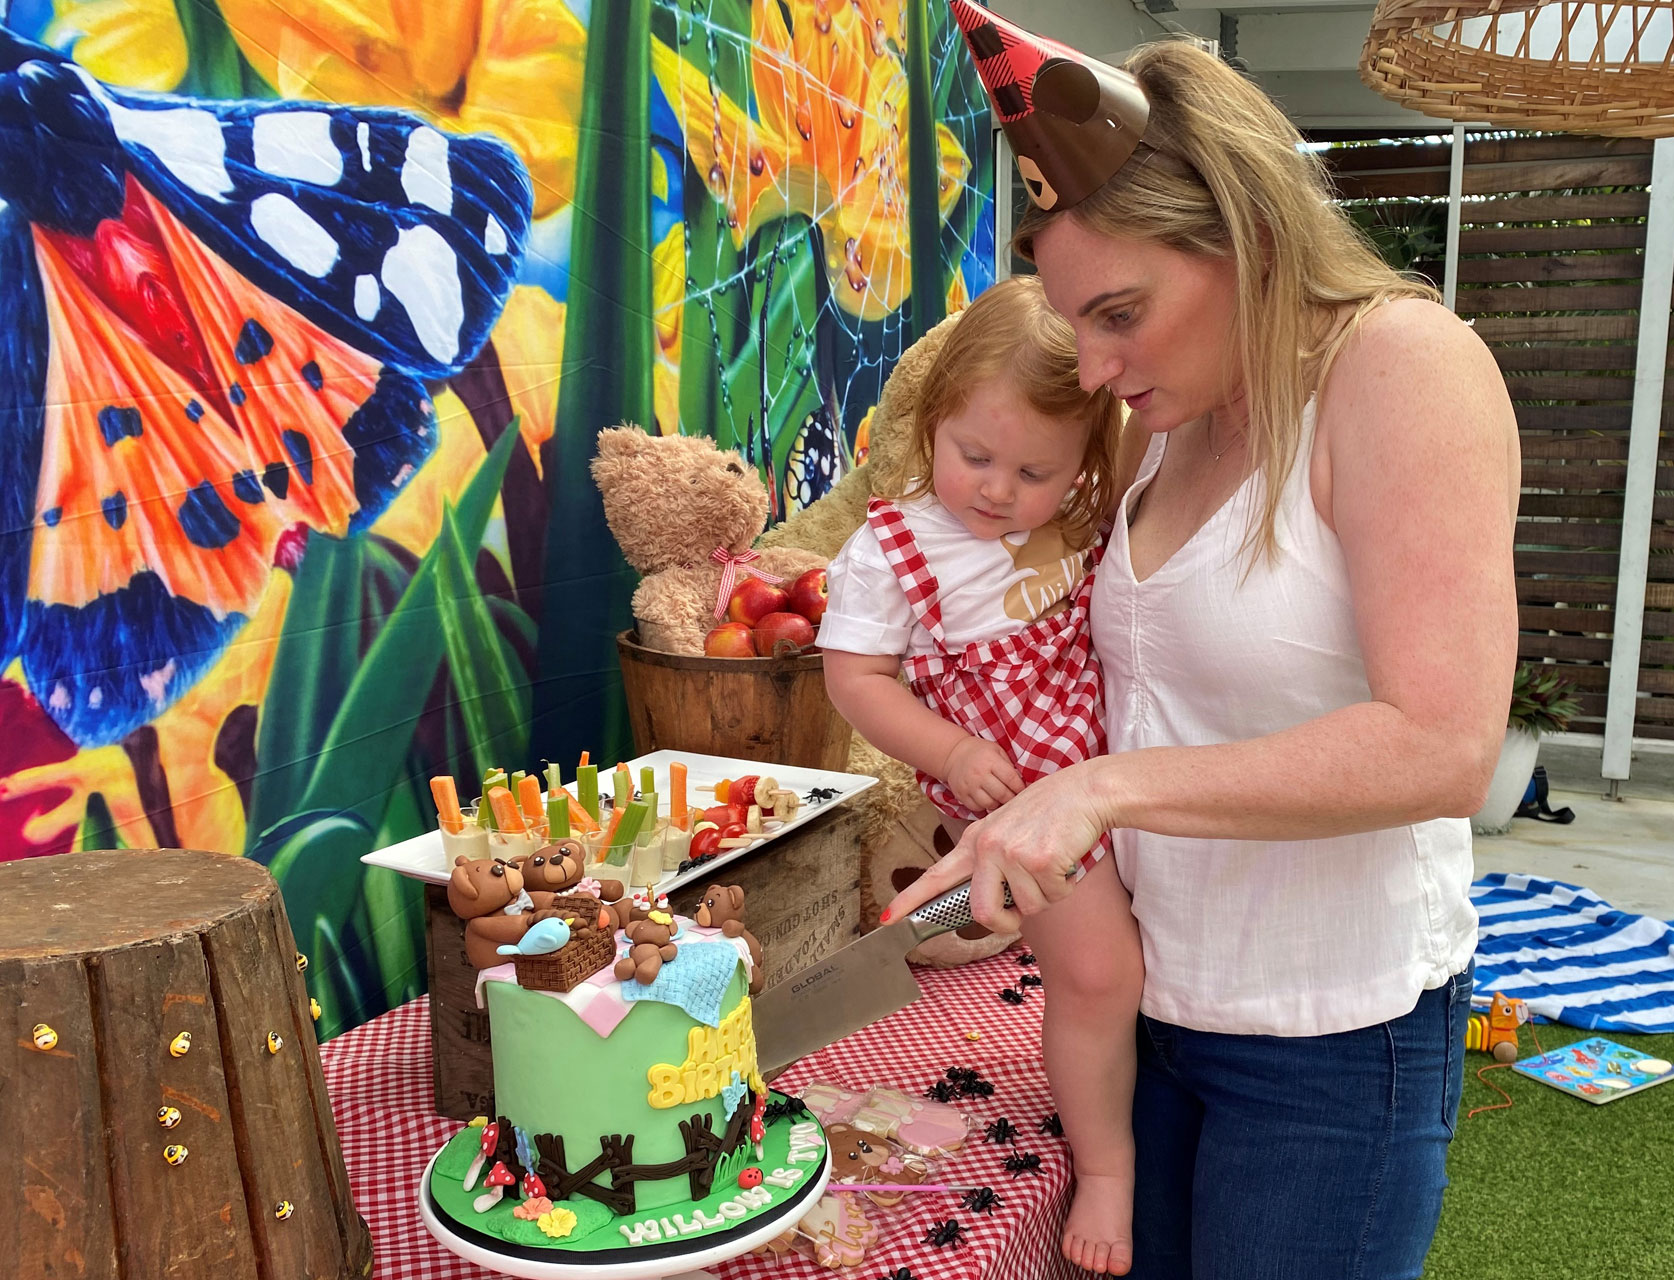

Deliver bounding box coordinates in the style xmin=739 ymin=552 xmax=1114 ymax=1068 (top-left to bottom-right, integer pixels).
xmin=1 ymin=849 xmax=374 ymax=1280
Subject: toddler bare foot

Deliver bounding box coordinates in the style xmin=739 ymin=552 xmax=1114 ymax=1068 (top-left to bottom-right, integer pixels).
xmin=1062 ymin=1169 xmax=1134 ymax=1275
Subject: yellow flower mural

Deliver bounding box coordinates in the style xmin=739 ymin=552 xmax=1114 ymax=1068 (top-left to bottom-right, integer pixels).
xmin=214 ymin=0 xmax=585 ymax=217
xmin=45 ymin=0 xmax=188 ymax=91
xmin=653 ymin=0 xmax=970 ymax=321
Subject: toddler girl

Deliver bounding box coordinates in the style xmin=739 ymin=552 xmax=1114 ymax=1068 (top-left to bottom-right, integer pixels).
xmin=820 ymin=275 xmax=1144 ymax=1275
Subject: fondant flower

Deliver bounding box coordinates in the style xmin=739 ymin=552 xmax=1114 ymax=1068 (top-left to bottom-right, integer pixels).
xmin=878 ymin=1154 xmax=906 ymax=1174
xmin=576 ymin=877 xmax=603 ymax=898
xmin=513 ymin=1196 xmax=553 ymax=1221
xmin=537 ymin=1206 xmax=578 ymax=1239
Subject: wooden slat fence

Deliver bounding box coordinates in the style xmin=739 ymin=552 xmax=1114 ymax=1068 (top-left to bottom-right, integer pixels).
xmin=1317 ymin=132 xmax=1674 ymax=740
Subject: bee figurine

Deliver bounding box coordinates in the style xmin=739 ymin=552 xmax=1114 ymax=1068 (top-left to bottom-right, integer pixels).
xmin=310 ymin=999 xmax=322 ymax=1022
xmin=274 ymin=1201 xmax=295 ymax=1221
xmin=169 ymin=1031 xmax=192 ymax=1058
xmin=157 ymin=1106 xmax=182 ymax=1129
xmin=295 ymin=953 xmax=309 ymax=973
xmin=163 ymin=1144 xmax=189 ymax=1166
xmin=31 ymin=1023 xmax=57 ymax=1051
xmin=266 ymin=1032 xmax=284 ymax=1055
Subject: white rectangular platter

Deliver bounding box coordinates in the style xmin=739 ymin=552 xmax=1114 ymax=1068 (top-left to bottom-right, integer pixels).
xmin=360 ymin=749 xmax=877 ymax=897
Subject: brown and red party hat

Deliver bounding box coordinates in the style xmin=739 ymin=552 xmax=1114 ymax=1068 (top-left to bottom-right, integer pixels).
xmin=950 ymin=1 xmax=1150 ymax=211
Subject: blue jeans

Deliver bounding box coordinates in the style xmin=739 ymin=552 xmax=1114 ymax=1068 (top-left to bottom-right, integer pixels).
xmin=1130 ymin=964 xmax=1473 ymax=1280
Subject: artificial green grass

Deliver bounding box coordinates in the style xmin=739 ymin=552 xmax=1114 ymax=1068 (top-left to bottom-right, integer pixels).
xmin=1425 ymin=1024 xmax=1674 ymax=1279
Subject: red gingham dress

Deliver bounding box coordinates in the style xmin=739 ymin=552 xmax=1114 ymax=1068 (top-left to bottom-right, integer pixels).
xmin=866 ymin=497 xmax=1112 ymax=872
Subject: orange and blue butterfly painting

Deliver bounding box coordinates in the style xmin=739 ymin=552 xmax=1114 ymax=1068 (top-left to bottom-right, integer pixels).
xmin=0 ymin=27 xmax=532 ymax=750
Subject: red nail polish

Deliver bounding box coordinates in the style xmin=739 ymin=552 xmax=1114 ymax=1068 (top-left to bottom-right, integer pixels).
xmin=880 ymin=908 xmax=892 ymax=923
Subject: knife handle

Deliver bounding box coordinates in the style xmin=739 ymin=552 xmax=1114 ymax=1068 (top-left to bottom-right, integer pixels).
xmin=905 ymin=880 xmax=1016 ymax=944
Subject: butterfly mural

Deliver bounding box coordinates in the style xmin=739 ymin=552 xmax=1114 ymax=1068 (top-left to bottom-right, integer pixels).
xmin=0 ymin=28 xmax=533 ymax=748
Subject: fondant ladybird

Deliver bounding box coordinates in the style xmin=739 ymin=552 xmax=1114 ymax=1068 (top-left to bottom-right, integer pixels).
xmin=31 ymin=1023 xmax=57 ymax=1051
xmin=738 ymin=1167 xmax=764 ymax=1190
xmin=163 ymin=1144 xmax=189 ymax=1166
xmin=275 ymin=1201 xmax=295 ymax=1221
xmin=158 ymin=1106 xmax=182 ymax=1129
xmin=169 ymin=1031 xmax=192 ymax=1058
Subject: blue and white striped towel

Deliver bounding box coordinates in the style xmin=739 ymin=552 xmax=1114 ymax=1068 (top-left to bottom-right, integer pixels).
xmin=1471 ymin=873 xmax=1674 ymax=1034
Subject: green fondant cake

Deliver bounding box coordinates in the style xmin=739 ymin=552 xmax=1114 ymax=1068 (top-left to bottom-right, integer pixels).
xmin=426 ymin=916 xmax=827 ymax=1259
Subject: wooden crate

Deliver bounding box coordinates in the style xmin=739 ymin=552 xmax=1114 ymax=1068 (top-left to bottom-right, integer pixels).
xmin=426 ymin=802 xmax=864 ymax=1119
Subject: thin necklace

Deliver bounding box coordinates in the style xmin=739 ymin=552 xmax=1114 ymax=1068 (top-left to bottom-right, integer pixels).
xmin=1205 ymin=418 xmax=1241 ymax=462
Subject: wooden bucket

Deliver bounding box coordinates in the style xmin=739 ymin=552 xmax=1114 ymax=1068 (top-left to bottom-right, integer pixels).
xmin=616 ymin=630 xmax=853 ymax=770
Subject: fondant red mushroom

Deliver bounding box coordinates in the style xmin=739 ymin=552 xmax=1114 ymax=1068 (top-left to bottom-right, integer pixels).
xmin=474 ymin=1162 xmax=516 ymax=1213
xmin=464 ymin=1122 xmax=499 ymax=1192
xmin=521 ymin=1170 xmax=547 ymax=1200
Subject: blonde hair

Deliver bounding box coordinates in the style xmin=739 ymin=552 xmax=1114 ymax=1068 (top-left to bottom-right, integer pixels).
xmin=889 ymin=275 xmax=1124 ymax=549
xmin=1014 ymin=39 xmax=1438 ymax=562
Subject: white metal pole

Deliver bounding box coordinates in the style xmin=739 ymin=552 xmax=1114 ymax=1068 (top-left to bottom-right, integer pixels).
xmin=994 ymin=123 xmax=1014 ymax=282
xmin=1603 ymin=136 xmax=1674 ymax=784
xmin=1442 ymin=124 xmax=1466 ymax=310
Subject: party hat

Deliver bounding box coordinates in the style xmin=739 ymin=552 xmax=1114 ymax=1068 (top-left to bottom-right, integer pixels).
xmin=950 ymin=1 xmax=1149 ymax=211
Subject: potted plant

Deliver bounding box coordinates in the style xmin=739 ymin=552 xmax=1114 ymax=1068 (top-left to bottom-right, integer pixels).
xmin=1472 ymin=662 xmax=1583 ymax=834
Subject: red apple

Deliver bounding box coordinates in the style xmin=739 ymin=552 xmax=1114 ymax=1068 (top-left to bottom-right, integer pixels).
xmin=726 ymin=577 xmax=789 ymax=626
xmin=704 ymin=622 xmax=757 ymax=658
xmin=785 ymin=567 xmax=829 ymax=625
xmin=753 ymin=611 xmax=816 ymax=656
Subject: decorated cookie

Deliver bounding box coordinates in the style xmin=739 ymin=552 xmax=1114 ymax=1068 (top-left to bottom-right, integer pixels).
xmin=796 ymin=1192 xmax=882 ymax=1268
xmin=857 ymin=1086 xmax=970 ymax=1156
xmin=824 ymin=1124 xmax=928 ymax=1207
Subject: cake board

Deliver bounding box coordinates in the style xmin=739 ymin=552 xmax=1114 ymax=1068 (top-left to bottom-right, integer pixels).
xmin=419 ymin=1149 xmax=830 ymax=1279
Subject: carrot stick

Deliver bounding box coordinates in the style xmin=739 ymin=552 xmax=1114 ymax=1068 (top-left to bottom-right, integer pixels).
xmin=487 ymin=786 xmax=525 ymax=835
xmin=578 ymin=750 xmax=590 ymax=768
xmin=430 ymin=776 xmax=464 ymax=834
xmin=565 ymin=792 xmax=601 ymax=834
xmin=518 ymin=774 xmax=545 ymax=823
xmin=669 ymin=763 xmax=688 ymax=830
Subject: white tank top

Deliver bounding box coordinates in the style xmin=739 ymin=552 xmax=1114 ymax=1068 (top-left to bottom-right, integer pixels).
xmin=1093 ymin=402 xmax=1477 ymax=1036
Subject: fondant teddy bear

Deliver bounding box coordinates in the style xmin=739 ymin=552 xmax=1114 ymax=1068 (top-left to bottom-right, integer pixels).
xmin=590 ymin=425 xmax=827 ymax=656
xmin=515 ymin=840 xmax=624 ymax=909
xmin=447 ymin=855 xmax=538 ymax=969
xmin=693 ymin=883 xmax=764 ymax=993
xmin=614 ymin=914 xmax=680 ymax=985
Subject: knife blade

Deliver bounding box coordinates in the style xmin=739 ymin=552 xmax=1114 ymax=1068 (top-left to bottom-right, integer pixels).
xmin=752 ymin=879 xmax=1013 ymax=1074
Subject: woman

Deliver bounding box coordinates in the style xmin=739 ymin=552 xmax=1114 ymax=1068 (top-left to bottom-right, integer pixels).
xmin=889 ymin=16 xmax=1520 ymax=1280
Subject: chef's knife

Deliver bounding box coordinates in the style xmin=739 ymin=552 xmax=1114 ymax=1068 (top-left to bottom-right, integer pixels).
xmin=753 ymin=880 xmax=1013 ymax=1074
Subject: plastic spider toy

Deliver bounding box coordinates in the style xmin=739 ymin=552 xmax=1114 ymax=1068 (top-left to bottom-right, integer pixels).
xmin=878 ymin=1269 xmax=917 ymax=1280
xmin=1038 ymin=1112 xmax=1064 ymax=1138
xmin=983 ymin=1117 xmax=1018 ymax=1145
xmin=763 ymin=1096 xmax=811 ymax=1124
xmin=961 ymin=1186 xmax=1003 ymax=1214
xmin=804 ymin=786 xmax=840 ymax=804
xmin=923 ymin=1079 xmax=959 ymax=1103
xmin=1017 ymin=952 xmax=1037 ymax=966
xmin=999 ymin=988 xmax=1026 ymax=1005
xmin=945 ymin=1066 xmax=980 ymax=1086
xmin=959 ymin=1078 xmax=995 ymax=1099
xmin=924 ymin=1219 xmax=965 ymax=1248
xmin=1019 ymin=973 xmax=1044 ymax=989
xmin=677 ymin=852 xmax=720 ymax=873
xmin=1003 ymin=1152 xmax=1044 ymax=1177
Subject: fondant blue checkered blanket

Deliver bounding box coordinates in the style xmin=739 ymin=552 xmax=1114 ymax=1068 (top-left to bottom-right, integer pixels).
xmin=1471 ymin=874 xmax=1674 ymax=1034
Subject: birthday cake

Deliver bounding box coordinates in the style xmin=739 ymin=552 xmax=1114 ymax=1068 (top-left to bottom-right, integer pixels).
xmin=425 ymin=852 xmax=827 ymax=1262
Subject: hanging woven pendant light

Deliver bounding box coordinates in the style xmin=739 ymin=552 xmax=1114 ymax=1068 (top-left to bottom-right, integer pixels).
xmin=1361 ymin=0 xmax=1674 ymax=136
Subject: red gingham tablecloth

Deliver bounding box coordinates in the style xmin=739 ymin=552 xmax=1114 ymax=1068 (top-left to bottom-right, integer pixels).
xmin=321 ymin=944 xmax=1084 ymax=1280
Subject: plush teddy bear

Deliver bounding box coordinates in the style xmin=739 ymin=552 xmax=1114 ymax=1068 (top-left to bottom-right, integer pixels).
xmin=590 ymin=426 xmax=828 ymax=656
xmin=447 ymin=855 xmax=539 ymax=969
xmin=755 ymin=311 xmax=1020 ymax=968
xmin=693 ymin=883 xmax=764 ymax=992
xmin=614 ymin=913 xmax=680 ymax=985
